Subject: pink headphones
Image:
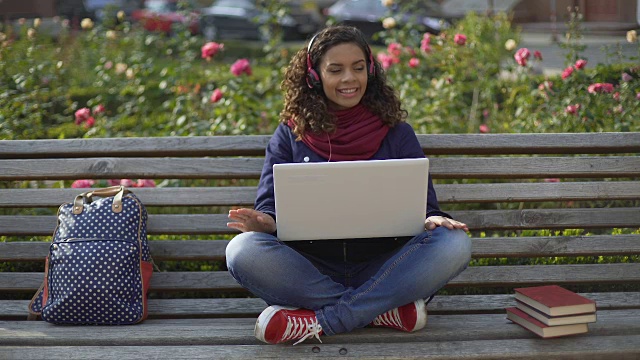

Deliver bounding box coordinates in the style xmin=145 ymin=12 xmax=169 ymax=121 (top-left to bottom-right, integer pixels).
xmin=306 ymin=31 xmax=376 ymax=90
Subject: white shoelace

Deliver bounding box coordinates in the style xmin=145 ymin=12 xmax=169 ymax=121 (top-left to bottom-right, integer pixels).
xmin=280 ymin=315 xmax=323 ymax=345
xmin=372 ymin=308 xmax=403 ymax=329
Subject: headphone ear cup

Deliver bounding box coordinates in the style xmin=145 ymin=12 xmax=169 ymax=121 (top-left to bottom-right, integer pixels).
xmin=307 ymin=68 xmax=321 ymax=89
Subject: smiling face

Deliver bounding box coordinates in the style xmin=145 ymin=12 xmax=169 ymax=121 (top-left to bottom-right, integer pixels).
xmin=318 ymin=42 xmax=368 ymax=110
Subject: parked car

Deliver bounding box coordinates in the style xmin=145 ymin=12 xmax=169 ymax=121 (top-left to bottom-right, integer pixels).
xmin=199 ymin=0 xmax=322 ymax=41
xmin=56 ymin=0 xmax=95 ymax=21
xmin=84 ymin=0 xmax=143 ymax=22
xmin=131 ymin=0 xmax=200 ymax=35
xmin=326 ymin=0 xmax=451 ymax=42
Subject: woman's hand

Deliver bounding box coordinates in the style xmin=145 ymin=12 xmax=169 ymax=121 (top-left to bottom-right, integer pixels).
xmin=227 ymin=208 xmax=277 ymax=234
xmin=425 ymin=216 xmax=468 ymax=232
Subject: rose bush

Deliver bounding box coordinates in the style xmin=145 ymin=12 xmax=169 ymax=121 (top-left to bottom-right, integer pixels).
xmin=0 ymin=4 xmax=638 ymax=141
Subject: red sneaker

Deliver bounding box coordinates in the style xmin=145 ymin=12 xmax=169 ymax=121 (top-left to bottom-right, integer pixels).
xmin=255 ymin=306 xmax=323 ymax=345
xmin=370 ymin=300 xmax=428 ymax=332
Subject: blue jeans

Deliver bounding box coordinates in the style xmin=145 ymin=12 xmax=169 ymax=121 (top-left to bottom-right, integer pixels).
xmin=225 ymin=227 xmax=471 ymax=336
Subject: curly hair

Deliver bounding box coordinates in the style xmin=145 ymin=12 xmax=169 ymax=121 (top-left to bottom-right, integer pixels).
xmin=279 ymin=25 xmax=407 ymax=138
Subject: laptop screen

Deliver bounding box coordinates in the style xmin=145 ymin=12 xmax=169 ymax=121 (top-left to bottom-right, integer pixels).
xmin=273 ymin=158 xmax=429 ymax=241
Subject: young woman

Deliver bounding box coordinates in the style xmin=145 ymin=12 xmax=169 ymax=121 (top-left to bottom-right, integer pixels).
xmin=226 ymin=25 xmax=471 ymax=345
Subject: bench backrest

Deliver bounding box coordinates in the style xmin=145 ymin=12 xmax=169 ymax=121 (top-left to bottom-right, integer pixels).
xmin=1 ymin=133 xmax=639 ymax=317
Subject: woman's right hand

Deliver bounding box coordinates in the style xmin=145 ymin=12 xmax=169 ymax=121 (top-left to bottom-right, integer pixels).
xmin=227 ymin=208 xmax=277 ymax=234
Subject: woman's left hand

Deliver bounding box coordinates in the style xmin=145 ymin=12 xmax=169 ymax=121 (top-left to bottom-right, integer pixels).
xmin=425 ymin=216 xmax=469 ymax=232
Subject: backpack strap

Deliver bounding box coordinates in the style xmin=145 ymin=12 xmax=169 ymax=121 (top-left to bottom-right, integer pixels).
xmin=73 ymin=186 xmax=131 ymax=214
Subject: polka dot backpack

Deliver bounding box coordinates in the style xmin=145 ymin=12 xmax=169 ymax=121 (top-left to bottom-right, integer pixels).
xmin=28 ymin=186 xmax=154 ymax=325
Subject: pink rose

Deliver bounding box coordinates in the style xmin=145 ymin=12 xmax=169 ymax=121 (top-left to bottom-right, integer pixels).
xmin=210 ymin=88 xmax=223 ymax=103
xmin=544 ymin=178 xmax=560 ymax=183
xmin=574 ymin=59 xmax=587 ymax=69
xmin=561 ymin=66 xmax=574 ymax=79
xmin=408 ymin=57 xmax=420 ymax=68
xmin=479 ymin=124 xmax=490 ymax=133
xmin=136 ymin=179 xmax=156 ymax=188
xmin=387 ymin=42 xmax=402 ymax=58
xmin=420 ymin=33 xmax=431 ymax=53
xmin=377 ymin=52 xmax=394 ymax=70
xmin=454 ymin=33 xmax=467 ymax=46
xmin=514 ymin=48 xmax=530 ymax=67
xmin=74 ymin=107 xmax=91 ymax=125
xmin=533 ymin=50 xmax=543 ymax=60
xmin=84 ymin=117 xmax=95 ymax=128
xmin=565 ymin=104 xmax=579 ymax=115
xmin=613 ymin=92 xmax=620 ymax=101
xmin=107 ymin=179 xmax=121 ymax=186
xmin=587 ymin=83 xmax=614 ymax=94
xmin=230 ymin=58 xmax=251 ymax=76
xmin=538 ymin=81 xmax=553 ymax=91
xmin=71 ymin=179 xmax=95 ymax=188
xmin=201 ymin=42 xmax=223 ymax=60
xmin=622 ymin=72 xmax=633 ymax=82
xmin=637 ymin=92 xmax=640 ymax=100
xmin=93 ymin=104 xmax=105 ymax=115
xmin=120 ymin=179 xmax=135 ymax=187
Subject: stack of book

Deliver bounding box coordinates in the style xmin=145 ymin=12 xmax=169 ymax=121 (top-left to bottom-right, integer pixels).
xmin=506 ymin=285 xmax=597 ymax=338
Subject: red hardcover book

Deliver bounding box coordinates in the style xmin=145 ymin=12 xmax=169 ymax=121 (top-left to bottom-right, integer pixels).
xmin=506 ymin=307 xmax=589 ymax=338
xmin=514 ymin=285 xmax=596 ymax=316
xmin=515 ymin=299 xmax=597 ymax=326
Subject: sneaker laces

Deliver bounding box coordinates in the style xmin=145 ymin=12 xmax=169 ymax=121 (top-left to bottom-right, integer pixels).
xmin=280 ymin=315 xmax=323 ymax=345
xmin=372 ymin=308 xmax=403 ymax=329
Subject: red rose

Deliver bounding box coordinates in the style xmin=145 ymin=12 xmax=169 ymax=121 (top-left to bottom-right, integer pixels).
xmin=454 ymin=34 xmax=467 ymax=46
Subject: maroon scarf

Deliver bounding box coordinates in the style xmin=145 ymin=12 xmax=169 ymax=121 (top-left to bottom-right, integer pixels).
xmin=288 ymin=104 xmax=390 ymax=161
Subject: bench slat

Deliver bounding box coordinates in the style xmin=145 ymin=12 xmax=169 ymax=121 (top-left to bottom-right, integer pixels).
xmin=2 ymin=181 xmax=639 ymax=208
xmin=2 ymin=234 xmax=639 ymax=262
xmin=3 ymin=292 xmax=639 ymax=320
xmin=0 ymin=136 xmax=273 ymax=159
xmin=1 ymin=311 xmax=639 ymax=346
xmin=2 ymin=156 xmax=639 ymax=180
xmin=471 ymin=234 xmax=640 ymax=257
xmin=3 ymin=264 xmax=639 ymax=292
xmin=2 ymin=133 xmax=638 ymax=158
xmin=2 ymin=208 xmax=638 ymax=236
xmin=3 ymin=335 xmax=640 ymax=359
xmin=418 ymin=132 xmax=640 ymax=155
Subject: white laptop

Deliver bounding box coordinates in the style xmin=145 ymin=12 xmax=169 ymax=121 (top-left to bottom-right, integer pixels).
xmin=273 ymin=158 xmax=429 ymax=241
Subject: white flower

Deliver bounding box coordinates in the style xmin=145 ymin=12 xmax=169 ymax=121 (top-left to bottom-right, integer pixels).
xmin=626 ymin=30 xmax=637 ymax=43
xmin=106 ymin=30 xmax=117 ymax=40
xmin=81 ymin=18 xmax=94 ymax=30
xmin=27 ymin=28 xmax=36 ymax=39
xmin=504 ymin=39 xmax=517 ymax=51
xmin=382 ymin=17 xmax=396 ymax=29
xmin=381 ymin=0 xmax=394 ymax=7
xmin=115 ymin=63 xmax=127 ymax=74
xmin=33 ymin=18 xmax=41 ymax=28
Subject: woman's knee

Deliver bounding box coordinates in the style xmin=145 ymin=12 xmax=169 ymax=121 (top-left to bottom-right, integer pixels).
xmin=433 ymin=227 xmax=472 ymax=267
xmin=225 ymin=231 xmax=268 ymax=270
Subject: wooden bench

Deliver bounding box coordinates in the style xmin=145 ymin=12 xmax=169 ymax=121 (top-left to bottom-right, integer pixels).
xmin=1 ymin=132 xmax=640 ymax=359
